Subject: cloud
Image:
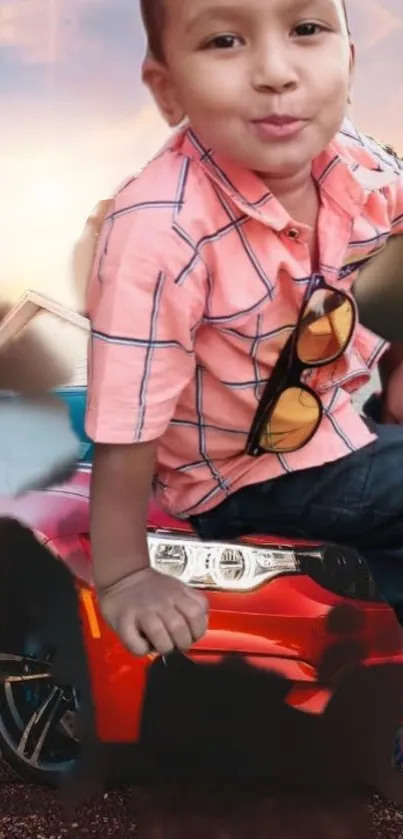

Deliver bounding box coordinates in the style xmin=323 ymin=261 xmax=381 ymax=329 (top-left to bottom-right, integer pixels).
xmin=349 ymin=0 xmax=403 ymax=51
xmin=0 ymin=0 xmax=145 ymax=64
xmin=0 ymin=0 xmax=146 ymax=116
xmin=0 ymin=99 xmax=170 ymax=303
xmin=1 ymin=0 xmax=403 ymax=303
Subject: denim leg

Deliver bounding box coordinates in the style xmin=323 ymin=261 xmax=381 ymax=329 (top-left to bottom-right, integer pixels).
xmin=191 ymin=423 xmax=403 ymax=608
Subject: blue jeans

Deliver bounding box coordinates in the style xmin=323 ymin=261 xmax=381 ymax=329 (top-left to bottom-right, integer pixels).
xmin=191 ymin=421 xmax=403 ymax=616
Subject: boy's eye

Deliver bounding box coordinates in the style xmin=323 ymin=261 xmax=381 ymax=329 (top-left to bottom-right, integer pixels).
xmin=293 ymin=22 xmax=326 ymax=37
xmin=204 ymin=34 xmax=243 ymax=50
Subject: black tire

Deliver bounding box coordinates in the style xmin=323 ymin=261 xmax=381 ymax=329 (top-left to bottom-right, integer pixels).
xmin=0 ymin=519 xmax=83 ymax=787
xmin=0 ymin=640 xmax=79 ymax=787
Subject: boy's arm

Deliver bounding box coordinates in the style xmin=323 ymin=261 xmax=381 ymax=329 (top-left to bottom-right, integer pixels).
xmin=353 ymin=144 xmax=403 ymax=341
xmin=91 ymin=441 xmax=156 ymax=590
xmin=378 ymin=344 xmax=403 ymax=425
xmin=85 ymin=204 xmax=208 ymax=656
xmin=91 ymin=440 xmax=208 ymax=656
xmin=353 ymin=234 xmax=403 ymax=342
xmin=353 ymin=229 xmax=403 ymax=423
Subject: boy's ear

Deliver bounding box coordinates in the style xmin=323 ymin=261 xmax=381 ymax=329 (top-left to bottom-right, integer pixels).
xmin=142 ymin=54 xmax=185 ymax=127
xmin=348 ymin=41 xmax=356 ymax=103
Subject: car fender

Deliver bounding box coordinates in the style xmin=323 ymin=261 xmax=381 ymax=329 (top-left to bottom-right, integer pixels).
xmin=0 ymin=468 xmax=90 ymax=537
xmin=0 ymin=467 xmax=92 ymax=584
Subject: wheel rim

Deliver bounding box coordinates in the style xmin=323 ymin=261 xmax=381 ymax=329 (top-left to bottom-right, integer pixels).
xmin=393 ymin=726 xmax=403 ymax=770
xmin=0 ymin=639 xmax=79 ymax=775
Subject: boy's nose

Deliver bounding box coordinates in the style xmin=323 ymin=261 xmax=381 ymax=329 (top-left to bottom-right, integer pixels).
xmin=251 ymin=44 xmax=299 ymax=93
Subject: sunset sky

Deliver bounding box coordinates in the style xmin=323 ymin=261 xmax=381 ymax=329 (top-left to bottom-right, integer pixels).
xmin=0 ymin=0 xmax=402 ymax=305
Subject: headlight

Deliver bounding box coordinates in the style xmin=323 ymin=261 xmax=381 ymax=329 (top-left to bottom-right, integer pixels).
xmin=148 ymin=534 xmax=298 ymax=591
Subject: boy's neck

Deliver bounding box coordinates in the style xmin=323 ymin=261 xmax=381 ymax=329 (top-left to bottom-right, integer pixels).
xmin=259 ymin=164 xmax=319 ymax=228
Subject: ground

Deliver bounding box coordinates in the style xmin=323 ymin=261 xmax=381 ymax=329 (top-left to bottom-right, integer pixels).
xmin=0 ymin=762 xmax=403 ymax=839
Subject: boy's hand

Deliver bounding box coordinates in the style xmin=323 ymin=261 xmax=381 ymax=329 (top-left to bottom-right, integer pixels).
xmin=382 ymin=363 xmax=403 ymax=424
xmin=98 ymin=567 xmax=209 ymax=657
xmin=379 ymin=347 xmax=403 ymax=425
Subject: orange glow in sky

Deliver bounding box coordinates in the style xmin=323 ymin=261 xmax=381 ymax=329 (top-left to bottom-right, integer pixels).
xmin=0 ymin=0 xmax=402 ymax=304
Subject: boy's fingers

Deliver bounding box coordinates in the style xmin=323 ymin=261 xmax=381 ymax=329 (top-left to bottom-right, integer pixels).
xmin=119 ymin=614 xmax=153 ymax=657
xmin=187 ymin=587 xmax=210 ymax=610
xmin=177 ymin=595 xmax=209 ymax=642
xmin=121 ymin=604 xmax=205 ymax=657
xmin=159 ymin=607 xmax=194 ymax=651
xmin=138 ymin=614 xmax=177 ymax=656
xmin=100 ymin=574 xmax=209 ymax=657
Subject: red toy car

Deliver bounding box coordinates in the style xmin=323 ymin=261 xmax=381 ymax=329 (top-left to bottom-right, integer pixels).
xmin=0 ymin=386 xmax=402 ymax=788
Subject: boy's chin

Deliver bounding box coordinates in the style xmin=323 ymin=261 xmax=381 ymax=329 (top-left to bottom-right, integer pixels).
xmin=251 ymin=152 xmax=313 ymax=181
xmin=228 ymin=135 xmax=315 ymax=180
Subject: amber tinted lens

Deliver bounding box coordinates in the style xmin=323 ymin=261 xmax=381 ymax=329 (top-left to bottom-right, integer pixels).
xmin=258 ymin=386 xmax=320 ymax=453
xmin=297 ymin=289 xmax=354 ymax=364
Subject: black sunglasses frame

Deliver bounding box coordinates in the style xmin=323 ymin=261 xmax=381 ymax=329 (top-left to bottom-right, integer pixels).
xmin=246 ymin=273 xmax=357 ymax=457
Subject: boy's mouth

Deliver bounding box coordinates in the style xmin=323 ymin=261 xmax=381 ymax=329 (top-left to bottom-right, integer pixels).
xmin=251 ymin=114 xmax=307 ymax=140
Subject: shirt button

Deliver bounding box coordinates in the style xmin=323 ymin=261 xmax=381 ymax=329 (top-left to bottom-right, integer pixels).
xmin=286 ymin=227 xmax=300 ymax=240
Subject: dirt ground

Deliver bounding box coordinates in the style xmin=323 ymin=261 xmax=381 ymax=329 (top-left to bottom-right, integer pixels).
xmin=1 ymin=761 xmax=403 ymax=839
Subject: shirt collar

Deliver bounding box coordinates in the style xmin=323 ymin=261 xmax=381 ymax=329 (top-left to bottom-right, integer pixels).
xmin=175 ymin=118 xmax=397 ymax=230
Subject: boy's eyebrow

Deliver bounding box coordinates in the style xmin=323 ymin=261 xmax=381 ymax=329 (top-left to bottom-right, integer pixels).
xmin=183 ymin=3 xmax=246 ymax=34
xmin=184 ymin=0 xmax=342 ymax=34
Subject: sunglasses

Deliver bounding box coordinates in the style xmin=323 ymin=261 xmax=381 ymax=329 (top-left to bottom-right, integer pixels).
xmin=246 ymin=274 xmax=356 ymax=457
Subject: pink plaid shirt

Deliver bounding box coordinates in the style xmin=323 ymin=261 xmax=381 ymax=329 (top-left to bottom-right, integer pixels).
xmin=86 ymin=119 xmax=403 ymax=518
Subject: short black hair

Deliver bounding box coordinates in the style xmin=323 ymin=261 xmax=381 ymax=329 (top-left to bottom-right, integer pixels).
xmin=140 ymin=0 xmax=166 ymax=62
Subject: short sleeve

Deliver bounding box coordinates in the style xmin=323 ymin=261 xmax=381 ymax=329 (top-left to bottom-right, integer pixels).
xmin=85 ymin=196 xmax=206 ymax=445
xmin=355 ymin=131 xmax=403 ymax=237
xmin=388 ymin=171 xmax=403 ymax=237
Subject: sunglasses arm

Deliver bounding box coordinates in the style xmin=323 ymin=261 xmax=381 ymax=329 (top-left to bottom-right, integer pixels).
xmin=352 ymin=235 xmax=403 ymax=342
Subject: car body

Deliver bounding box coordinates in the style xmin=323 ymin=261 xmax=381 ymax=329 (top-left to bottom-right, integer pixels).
xmin=0 ymin=385 xmax=402 ymax=788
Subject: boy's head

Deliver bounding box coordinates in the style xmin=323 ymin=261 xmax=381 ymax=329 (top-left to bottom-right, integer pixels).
xmin=141 ymin=0 xmax=355 ymax=185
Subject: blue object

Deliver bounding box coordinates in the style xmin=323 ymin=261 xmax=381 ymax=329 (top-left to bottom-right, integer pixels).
xmin=56 ymin=387 xmax=93 ymax=466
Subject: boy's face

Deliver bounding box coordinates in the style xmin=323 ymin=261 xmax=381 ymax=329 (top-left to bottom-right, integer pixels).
xmin=145 ymin=0 xmax=354 ymax=181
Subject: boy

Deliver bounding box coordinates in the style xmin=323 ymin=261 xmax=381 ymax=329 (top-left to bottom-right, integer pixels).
xmin=85 ymin=0 xmax=403 ymax=657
